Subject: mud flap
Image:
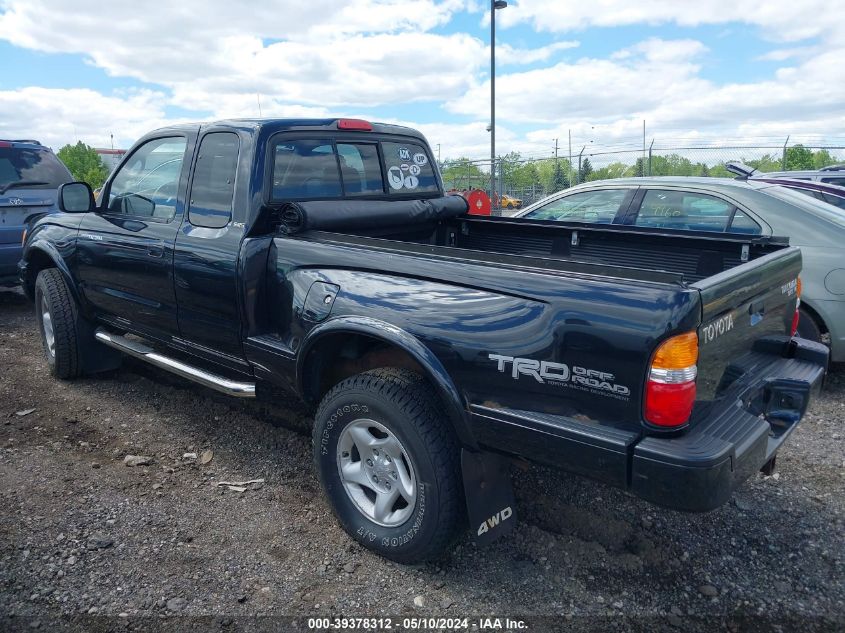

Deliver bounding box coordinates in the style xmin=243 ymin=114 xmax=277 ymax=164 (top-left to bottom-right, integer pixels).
xmin=461 ymin=449 xmax=516 ymax=546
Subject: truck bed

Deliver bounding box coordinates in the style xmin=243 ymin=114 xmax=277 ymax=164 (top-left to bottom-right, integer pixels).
xmin=273 ymin=213 xmax=801 ymax=413
xmin=316 ymin=214 xmax=789 ymax=285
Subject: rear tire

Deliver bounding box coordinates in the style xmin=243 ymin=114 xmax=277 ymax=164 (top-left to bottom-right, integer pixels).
xmin=796 ymin=307 xmax=822 ymax=343
xmin=313 ymin=368 xmax=464 ymax=563
xmin=35 ymin=268 xmax=82 ymax=379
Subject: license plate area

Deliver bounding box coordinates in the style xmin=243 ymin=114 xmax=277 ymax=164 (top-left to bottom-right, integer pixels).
xmin=750 ymin=378 xmax=811 ymax=434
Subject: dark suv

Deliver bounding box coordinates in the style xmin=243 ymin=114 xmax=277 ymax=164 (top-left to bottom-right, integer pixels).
xmin=0 ymin=140 xmax=73 ymax=286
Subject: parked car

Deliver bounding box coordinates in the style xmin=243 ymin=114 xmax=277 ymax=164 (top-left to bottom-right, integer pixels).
xmin=754 ymin=178 xmax=845 ymax=211
xmin=20 ymin=120 xmax=827 ymax=563
xmin=725 ymin=161 xmax=845 ymax=210
xmin=500 ymin=193 xmax=522 ymax=209
xmin=0 ymin=139 xmax=72 ymax=285
xmin=726 ymin=160 xmax=845 ymax=186
xmin=515 ymin=177 xmax=845 ymax=362
xmin=753 ymin=164 xmax=845 ymax=187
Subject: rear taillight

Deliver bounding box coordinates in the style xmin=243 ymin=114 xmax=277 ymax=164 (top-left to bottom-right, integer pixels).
xmin=790 ymin=310 xmax=800 ymax=336
xmin=645 ymin=331 xmax=698 ymax=428
xmin=790 ymin=277 xmax=802 ymax=336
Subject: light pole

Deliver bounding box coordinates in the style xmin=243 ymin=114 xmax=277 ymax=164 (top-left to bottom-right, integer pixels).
xmin=490 ymin=0 xmax=507 ymax=212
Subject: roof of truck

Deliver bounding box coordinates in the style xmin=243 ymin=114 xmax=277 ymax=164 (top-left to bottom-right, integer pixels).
xmin=144 ymin=118 xmax=427 ymax=141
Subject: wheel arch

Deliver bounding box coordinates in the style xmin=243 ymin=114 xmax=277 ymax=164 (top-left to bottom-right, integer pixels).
xmin=22 ymin=242 xmax=79 ymax=305
xmin=297 ymin=315 xmax=477 ymax=449
xmin=799 ymin=299 xmax=828 ymax=335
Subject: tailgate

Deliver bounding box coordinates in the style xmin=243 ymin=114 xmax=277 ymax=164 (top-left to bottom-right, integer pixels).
xmin=692 ymin=246 xmax=801 ymax=401
xmin=0 ymin=196 xmax=53 ymax=244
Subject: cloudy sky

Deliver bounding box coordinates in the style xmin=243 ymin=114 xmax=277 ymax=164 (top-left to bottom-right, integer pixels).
xmin=1 ymin=0 xmax=843 ymax=160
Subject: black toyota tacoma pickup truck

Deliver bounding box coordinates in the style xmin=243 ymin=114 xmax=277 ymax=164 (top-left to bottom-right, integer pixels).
xmin=20 ymin=118 xmax=828 ymax=562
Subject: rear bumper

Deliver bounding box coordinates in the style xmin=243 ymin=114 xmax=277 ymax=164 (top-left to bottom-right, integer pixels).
xmin=0 ymin=241 xmax=22 ymax=273
xmin=0 ymin=242 xmax=23 ymax=285
xmin=631 ymin=336 xmax=828 ymax=512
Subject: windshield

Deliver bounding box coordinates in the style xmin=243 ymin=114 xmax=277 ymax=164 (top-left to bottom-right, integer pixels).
xmin=762 ymin=185 xmax=845 ymax=229
xmin=0 ymin=147 xmax=72 ymax=190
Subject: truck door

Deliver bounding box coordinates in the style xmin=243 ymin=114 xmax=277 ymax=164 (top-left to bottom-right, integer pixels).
xmin=75 ymin=133 xmax=196 ymax=339
xmin=173 ymin=130 xmax=247 ymax=372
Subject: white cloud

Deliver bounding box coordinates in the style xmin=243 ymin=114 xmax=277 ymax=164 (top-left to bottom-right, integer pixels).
xmin=0 ymin=87 xmax=172 ymax=150
xmin=755 ymin=46 xmax=817 ymax=62
xmin=499 ymin=0 xmax=837 ymax=43
xmin=447 ymin=38 xmax=710 ymax=124
xmin=498 ymin=40 xmax=580 ymax=65
xmin=0 ymin=0 xmax=843 ymax=160
xmin=0 ymin=1 xmax=486 ymax=110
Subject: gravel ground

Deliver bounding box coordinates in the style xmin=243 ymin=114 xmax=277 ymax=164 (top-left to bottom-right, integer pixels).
xmin=1 ymin=285 xmax=843 ymax=632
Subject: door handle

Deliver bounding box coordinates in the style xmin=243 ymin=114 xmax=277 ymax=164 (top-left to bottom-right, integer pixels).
xmin=147 ymin=246 xmax=164 ymax=258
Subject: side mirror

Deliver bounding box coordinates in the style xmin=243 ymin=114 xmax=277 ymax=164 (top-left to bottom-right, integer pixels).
xmin=58 ymin=182 xmax=95 ymax=213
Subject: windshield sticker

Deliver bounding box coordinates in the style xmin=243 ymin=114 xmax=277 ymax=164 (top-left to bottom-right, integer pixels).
xmin=400 ymin=163 xmax=410 ymax=172
xmin=409 ymin=164 xmax=421 ymax=176
xmin=412 ymin=153 xmax=428 ymax=166
xmin=387 ymin=166 xmax=404 ymax=190
xmin=403 ymin=175 xmax=419 ymax=189
xmin=398 ymin=147 xmax=411 ymax=161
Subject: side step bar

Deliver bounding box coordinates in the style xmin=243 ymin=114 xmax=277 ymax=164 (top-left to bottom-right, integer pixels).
xmin=94 ymin=329 xmax=256 ymax=398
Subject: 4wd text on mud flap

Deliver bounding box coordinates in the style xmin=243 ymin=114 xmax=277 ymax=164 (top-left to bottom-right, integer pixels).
xmin=477 ymin=506 xmax=513 ymax=536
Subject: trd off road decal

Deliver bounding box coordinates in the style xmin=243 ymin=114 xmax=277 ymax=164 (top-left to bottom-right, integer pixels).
xmin=488 ymin=354 xmax=630 ymax=400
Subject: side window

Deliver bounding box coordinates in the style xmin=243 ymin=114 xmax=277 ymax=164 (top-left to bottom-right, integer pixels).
xmin=272 ymin=139 xmax=341 ymax=200
xmin=523 ymin=189 xmax=628 ymax=223
xmin=107 ymin=137 xmax=187 ymax=220
xmin=821 ymin=192 xmax=845 ymax=210
xmin=337 ymin=143 xmax=384 ymax=194
xmin=635 ymin=190 xmax=735 ymax=233
xmin=380 ymin=142 xmax=439 ymax=194
xmin=821 ymin=177 xmax=845 ymax=186
xmin=188 ymin=133 xmax=239 ymax=228
xmin=728 ymin=209 xmax=762 ymax=235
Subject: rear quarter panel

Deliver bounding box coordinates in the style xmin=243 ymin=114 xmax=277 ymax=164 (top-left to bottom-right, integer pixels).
xmin=268 ymin=236 xmax=702 ymax=435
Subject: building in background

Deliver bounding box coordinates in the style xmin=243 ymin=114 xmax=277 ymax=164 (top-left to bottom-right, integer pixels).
xmin=95 ymin=148 xmax=127 ymax=172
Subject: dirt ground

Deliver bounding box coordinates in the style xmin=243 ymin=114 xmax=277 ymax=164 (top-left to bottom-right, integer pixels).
xmin=1 ymin=285 xmax=843 ymax=632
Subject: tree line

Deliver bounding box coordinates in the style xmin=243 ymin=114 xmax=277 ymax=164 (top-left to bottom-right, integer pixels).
xmin=440 ymin=145 xmax=841 ymax=194
xmin=54 ymin=140 xmax=840 ymax=194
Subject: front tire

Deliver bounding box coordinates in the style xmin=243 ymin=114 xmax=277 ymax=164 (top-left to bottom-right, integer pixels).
xmin=35 ymin=268 xmax=82 ymax=379
xmin=313 ymin=368 xmax=464 ymax=563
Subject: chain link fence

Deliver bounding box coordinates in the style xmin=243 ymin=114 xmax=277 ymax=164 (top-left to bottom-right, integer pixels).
xmin=440 ymin=142 xmax=845 ymax=210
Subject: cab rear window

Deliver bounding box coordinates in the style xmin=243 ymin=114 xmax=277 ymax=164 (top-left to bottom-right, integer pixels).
xmin=273 ymin=140 xmax=342 ymax=199
xmin=270 ymin=138 xmax=437 ymax=201
xmin=381 ymin=142 xmax=439 ymax=195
